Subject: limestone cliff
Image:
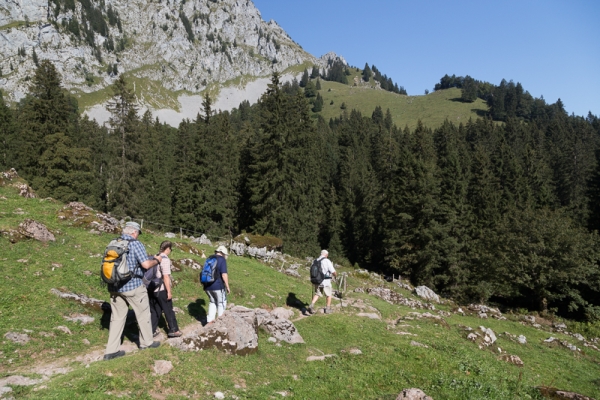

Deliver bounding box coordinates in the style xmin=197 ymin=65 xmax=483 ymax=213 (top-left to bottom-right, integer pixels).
xmin=0 ymin=0 xmax=345 ymax=120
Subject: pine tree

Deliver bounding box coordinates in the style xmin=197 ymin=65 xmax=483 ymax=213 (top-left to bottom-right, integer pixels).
xmin=312 ymin=92 xmax=323 ymax=112
xmin=304 ymin=80 xmax=316 ymax=98
xmin=299 ymin=69 xmax=309 ymax=88
xmin=246 ymin=73 xmax=323 ymax=255
xmin=105 ymin=76 xmax=141 ymax=216
xmin=310 ymin=65 xmax=319 ymax=79
xmin=362 ymin=63 xmax=372 ymax=82
xmin=32 ymin=47 xmax=39 ymax=67
xmin=137 ymin=112 xmax=176 ymax=225
xmin=202 ymin=94 xmax=213 ymax=124
xmin=14 ymin=60 xmax=78 ymax=183
xmin=0 ymin=91 xmax=15 ymax=170
xmin=460 ymin=75 xmax=477 ymax=102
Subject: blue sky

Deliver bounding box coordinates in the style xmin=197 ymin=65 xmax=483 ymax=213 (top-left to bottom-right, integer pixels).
xmin=253 ymin=0 xmax=600 ymax=117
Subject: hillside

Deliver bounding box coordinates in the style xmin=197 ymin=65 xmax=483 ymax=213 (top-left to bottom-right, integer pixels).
xmin=1 ymin=175 xmax=599 ymax=399
xmin=314 ymin=77 xmax=488 ymax=131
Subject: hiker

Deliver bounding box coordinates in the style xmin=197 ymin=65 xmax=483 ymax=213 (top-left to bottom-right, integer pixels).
xmin=104 ymin=221 xmax=161 ymax=361
xmin=308 ymin=249 xmax=337 ymax=314
xmin=150 ymin=241 xmax=182 ymax=338
xmin=203 ymin=245 xmax=231 ymax=325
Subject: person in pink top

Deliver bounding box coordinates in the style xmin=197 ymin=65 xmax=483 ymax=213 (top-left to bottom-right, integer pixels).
xmin=150 ymin=241 xmax=182 ymax=338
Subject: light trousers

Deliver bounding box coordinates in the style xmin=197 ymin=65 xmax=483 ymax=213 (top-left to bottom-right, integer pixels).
xmin=205 ymin=289 xmax=227 ymax=323
xmin=105 ymin=284 xmax=153 ymax=354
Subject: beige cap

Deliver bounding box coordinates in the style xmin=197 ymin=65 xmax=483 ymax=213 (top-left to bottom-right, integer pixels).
xmin=216 ymin=245 xmax=229 ymax=255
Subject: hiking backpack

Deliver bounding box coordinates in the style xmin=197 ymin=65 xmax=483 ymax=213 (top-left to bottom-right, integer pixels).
xmin=310 ymin=258 xmax=325 ymax=285
xmin=142 ymin=257 xmax=163 ymax=293
xmin=200 ymin=255 xmax=219 ymax=285
xmin=100 ymin=238 xmax=135 ymax=285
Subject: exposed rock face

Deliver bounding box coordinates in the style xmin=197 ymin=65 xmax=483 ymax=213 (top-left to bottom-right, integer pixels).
xmin=1 ymin=0 xmax=345 ymax=125
xmin=18 ymin=218 xmax=55 ymax=241
xmin=367 ymin=287 xmax=435 ymax=310
xmin=57 ymin=202 xmax=120 ymax=233
xmin=170 ymin=312 xmax=258 ymax=355
xmin=169 ymin=306 xmax=303 ymax=355
xmin=191 ymin=234 xmax=212 ymax=245
xmin=500 ymin=354 xmax=524 ymax=367
xmin=17 ymin=183 xmax=36 ymax=198
xmin=414 ymin=286 xmax=440 ymax=303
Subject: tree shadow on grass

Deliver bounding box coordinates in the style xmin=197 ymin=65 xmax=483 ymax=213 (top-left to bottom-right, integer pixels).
xmin=471 ymin=108 xmax=488 ymax=117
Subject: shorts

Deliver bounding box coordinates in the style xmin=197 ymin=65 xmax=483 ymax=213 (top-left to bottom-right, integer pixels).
xmin=314 ymin=285 xmax=333 ymax=297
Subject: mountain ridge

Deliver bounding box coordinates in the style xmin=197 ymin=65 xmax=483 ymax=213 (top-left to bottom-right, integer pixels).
xmin=1 ymin=0 xmax=345 ymax=124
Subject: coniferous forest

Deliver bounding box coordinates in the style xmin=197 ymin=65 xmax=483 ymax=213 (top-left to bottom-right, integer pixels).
xmin=3 ymin=61 xmax=600 ymax=321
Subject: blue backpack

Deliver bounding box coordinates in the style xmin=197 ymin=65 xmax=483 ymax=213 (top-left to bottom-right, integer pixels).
xmin=200 ymin=255 xmax=219 ymax=285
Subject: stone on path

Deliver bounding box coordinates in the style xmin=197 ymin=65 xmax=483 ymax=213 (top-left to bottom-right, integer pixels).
xmin=153 ymin=360 xmax=173 ymax=375
xmin=396 ymin=388 xmax=433 ymax=400
xmin=4 ymin=332 xmax=31 ymax=345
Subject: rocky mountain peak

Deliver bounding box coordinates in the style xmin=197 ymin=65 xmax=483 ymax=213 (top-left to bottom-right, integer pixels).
xmin=0 ymin=0 xmax=345 ymax=121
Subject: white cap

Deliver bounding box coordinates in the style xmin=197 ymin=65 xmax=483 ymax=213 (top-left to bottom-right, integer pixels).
xmin=216 ymin=245 xmax=229 ymax=256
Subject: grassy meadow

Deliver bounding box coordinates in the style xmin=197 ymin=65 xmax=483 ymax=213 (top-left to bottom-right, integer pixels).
xmin=1 ymin=180 xmax=599 ymax=399
xmin=313 ymin=70 xmax=488 ymax=131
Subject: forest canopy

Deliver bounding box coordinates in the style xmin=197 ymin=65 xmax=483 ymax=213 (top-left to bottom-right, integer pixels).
xmin=2 ymin=61 xmax=600 ymax=321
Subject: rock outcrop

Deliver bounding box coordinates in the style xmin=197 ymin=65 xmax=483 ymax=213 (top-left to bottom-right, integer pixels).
xmin=169 ymin=306 xmax=303 ymax=355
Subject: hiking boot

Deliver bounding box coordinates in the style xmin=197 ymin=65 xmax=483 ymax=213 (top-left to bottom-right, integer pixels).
xmin=153 ymin=329 xmax=160 ymax=338
xmin=307 ymin=305 xmax=315 ymax=315
xmin=324 ymin=307 xmax=333 ymax=314
xmin=103 ymin=350 xmax=125 ymax=361
xmin=168 ymin=331 xmax=182 ymax=338
xmin=140 ymin=341 xmax=160 ymax=350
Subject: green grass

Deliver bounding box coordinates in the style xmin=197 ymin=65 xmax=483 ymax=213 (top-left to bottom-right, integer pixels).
xmin=314 ymin=78 xmax=488 ymax=131
xmin=1 ymin=180 xmax=599 ymax=399
xmin=0 ymin=21 xmax=28 ymax=31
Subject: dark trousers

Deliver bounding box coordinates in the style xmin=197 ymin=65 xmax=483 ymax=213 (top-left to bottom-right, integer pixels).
xmin=149 ymin=290 xmax=179 ymax=333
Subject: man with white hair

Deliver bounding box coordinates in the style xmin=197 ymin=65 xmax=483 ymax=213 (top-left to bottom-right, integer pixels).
xmin=104 ymin=221 xmax=162 ymax=360
xmin=308 ymin=249 xmax=337 ymax=314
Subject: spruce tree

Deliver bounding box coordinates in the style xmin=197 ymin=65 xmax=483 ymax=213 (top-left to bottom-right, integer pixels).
xmin=105 ymin=76 xmax=141 ymax=216
xmin=14 ymin=60 xmax=78 ymax=184
xmin=312 ymin=92 xmax=323 ymax=112
xmin=0 ymin=91 xmax=15 ymax=170
xmin=246 ymin=73 xmax=323 ymax=255
xmin=362 ymin=63 xmax=372 ymax=82
xmin=299 ymin=69 xmax=309 ymax=88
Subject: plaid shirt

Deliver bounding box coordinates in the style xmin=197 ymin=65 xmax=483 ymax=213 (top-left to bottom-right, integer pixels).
xmin=108 ymin=234 xmax=153 ymax=293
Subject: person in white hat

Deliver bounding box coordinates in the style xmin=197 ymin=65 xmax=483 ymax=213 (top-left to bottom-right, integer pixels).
xmin=203 ymin=245 xmax=231 ymax=324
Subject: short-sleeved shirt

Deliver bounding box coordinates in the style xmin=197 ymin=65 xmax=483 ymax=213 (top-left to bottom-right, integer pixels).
xmin=155 ymin=253 xmax=172 ymax=293
xmin=108 ymin=234 xmax=153 ymax=293
xmin=203 ymin=255 xmax=227 ymax=291
xmin=318 ymin=257 xmax=336 ymax=288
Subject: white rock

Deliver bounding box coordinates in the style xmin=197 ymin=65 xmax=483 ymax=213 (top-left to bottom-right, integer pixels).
xmin=414 ymin=286 xmax=440 ymax=303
